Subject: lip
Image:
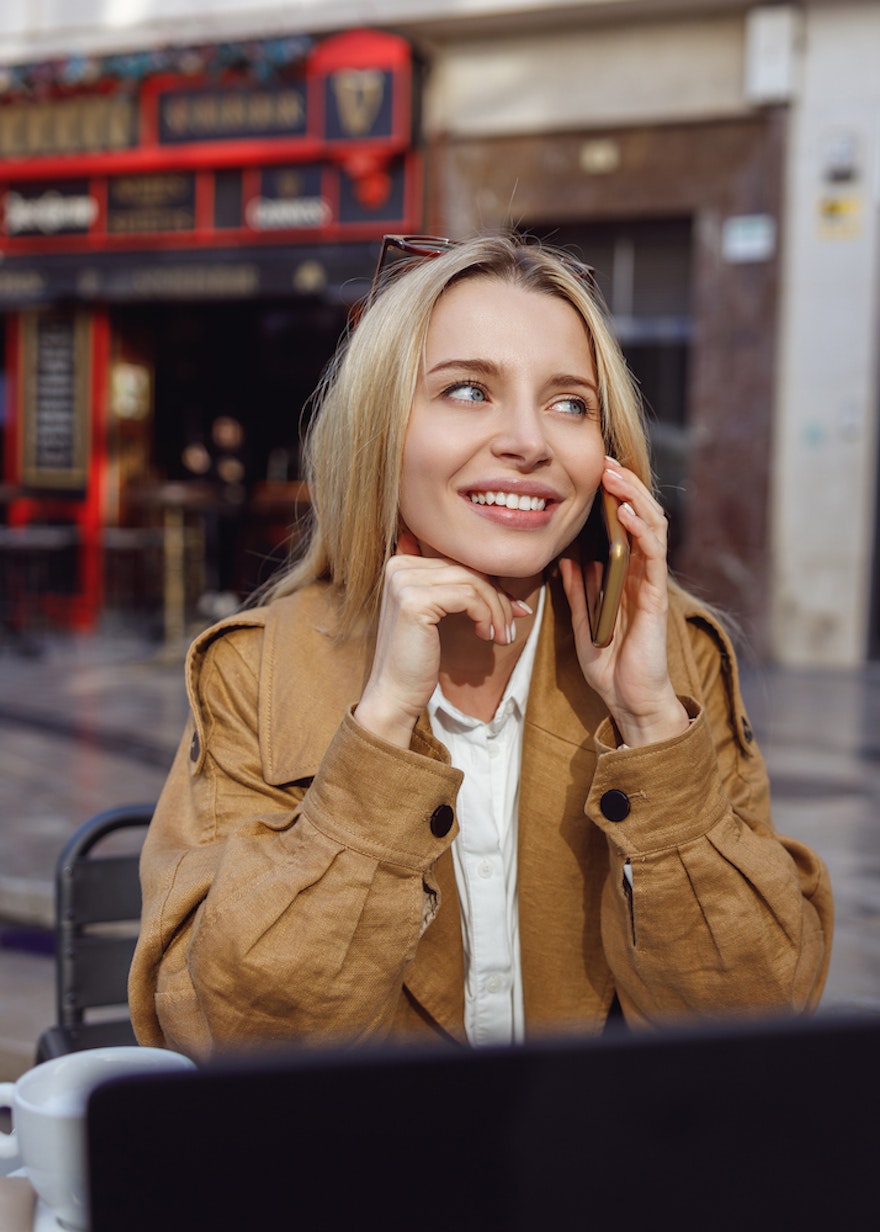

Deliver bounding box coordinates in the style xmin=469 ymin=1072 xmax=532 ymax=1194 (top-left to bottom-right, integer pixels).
xmin=460 ymin=484 xmax=561 ymax=529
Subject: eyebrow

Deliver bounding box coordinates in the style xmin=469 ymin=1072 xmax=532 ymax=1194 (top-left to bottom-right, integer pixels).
xmin=426 ymin=358 xmax=598 ymax=393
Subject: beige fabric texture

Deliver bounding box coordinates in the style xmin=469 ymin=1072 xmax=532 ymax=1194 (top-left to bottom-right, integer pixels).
xmin=129 ymin=576 xmax=833 ymax=1057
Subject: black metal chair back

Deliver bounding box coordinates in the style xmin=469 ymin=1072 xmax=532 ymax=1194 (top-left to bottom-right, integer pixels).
xmin=35 ymin=804 xmax=153 ymax=1062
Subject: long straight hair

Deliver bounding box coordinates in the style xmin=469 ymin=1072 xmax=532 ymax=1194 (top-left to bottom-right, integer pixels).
xmin=265 ymin=232 xmax=655 ymax=637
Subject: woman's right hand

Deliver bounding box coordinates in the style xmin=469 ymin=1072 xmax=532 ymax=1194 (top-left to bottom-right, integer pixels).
xmin=353 ymin=530 xmax=524 ymax=748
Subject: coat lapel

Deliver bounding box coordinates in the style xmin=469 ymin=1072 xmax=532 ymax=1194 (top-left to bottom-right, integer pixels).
xmin=257 ymin=587 xmax=370 ymax=786
xmin=517 ymin=576 xmax=615 ymax=1034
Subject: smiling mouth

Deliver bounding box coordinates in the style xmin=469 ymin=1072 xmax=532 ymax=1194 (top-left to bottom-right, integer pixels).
xmin=468 ymin=490 xmax=548 ymax=511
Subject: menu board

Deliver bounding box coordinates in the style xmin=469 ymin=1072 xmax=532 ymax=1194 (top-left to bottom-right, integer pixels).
xmin=21 ymin=309 xmax=91 ymax=490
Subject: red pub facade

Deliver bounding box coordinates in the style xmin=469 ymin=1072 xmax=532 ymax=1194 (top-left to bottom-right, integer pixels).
xmin=0 ymin=28 xmax=423 ymax=631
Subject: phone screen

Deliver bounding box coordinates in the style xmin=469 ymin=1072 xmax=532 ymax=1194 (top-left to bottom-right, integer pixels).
xmin=579 ymin=489 xmax=630 ymax=647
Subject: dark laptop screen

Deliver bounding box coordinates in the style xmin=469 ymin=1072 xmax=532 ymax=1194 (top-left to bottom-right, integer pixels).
xmin=87 ymin=1013 xmax=878 ymax=1231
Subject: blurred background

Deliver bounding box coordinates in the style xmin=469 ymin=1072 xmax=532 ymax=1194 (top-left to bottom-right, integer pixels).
xmin=2 ymin=1 xmax=880 ymax=1077
xmin=1 ymin=0 xmax=878 ymax=665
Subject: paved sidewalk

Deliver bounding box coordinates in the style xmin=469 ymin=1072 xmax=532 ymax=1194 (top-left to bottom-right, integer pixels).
xmin=0 ymin=628 xmax=190 ymax=1080
xmin=2 ymin=628 xmax=879 ymax=1079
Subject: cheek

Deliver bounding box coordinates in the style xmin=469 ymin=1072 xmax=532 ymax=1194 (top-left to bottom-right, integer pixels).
xmin=398 ymin=437 xmax=443 ymax=534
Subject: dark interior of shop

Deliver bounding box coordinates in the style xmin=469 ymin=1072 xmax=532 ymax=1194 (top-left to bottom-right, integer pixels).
xmin=113 ymin=297 xmax=347 ymax=601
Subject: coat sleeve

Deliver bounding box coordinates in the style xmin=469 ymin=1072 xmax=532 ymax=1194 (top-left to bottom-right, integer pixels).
xmin=587 ymin=613 xmax=833 ymax=1025
xmin=128 ymin=626 xmax=462 ymax=1058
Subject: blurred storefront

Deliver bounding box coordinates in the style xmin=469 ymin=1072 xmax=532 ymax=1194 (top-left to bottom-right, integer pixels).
xmin=2 ymin=2 xmax=879 ymax=666
xmin=0 ymin=28 xmax=422 ymax=633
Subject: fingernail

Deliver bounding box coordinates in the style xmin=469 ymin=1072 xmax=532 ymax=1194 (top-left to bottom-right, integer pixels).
xmin=604 ymin=455 xmax=621 ymax=469
xmin=513 ymin=599 xmax=533 ymax=615
xmin=620 ymin=501 xmax=635 ymax=518
xmin=508 ymin=623 xmax=516 ymax=644
xmin=488 ymin=625 xmax=495 ymax=642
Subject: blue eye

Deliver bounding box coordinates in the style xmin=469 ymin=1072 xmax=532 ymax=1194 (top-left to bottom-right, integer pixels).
xmin=553 ymin=396 xmax=589 ymax=417
xmin=443 ymin=381 xmax=487 ymax=403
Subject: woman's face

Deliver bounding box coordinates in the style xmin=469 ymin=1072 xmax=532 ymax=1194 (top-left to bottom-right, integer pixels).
xmin=399 ymin=276 xmax=606 ymax=592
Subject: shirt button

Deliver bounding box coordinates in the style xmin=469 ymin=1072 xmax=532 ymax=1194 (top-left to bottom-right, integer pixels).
xmin=477 ymin=859 xmax=493 ymax=879
xmin=486 ymin=974 xmax=504 ymax=994
xmin=189 ymin=731 xmax=200 ymax=762
xmin=600 ymin=789 xmax=631 ymax=822
xmin=429 ymin=804 xmax=454 ymax=837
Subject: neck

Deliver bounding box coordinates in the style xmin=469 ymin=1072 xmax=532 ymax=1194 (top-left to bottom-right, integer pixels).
xmin=437 ymin=586 xmax=540 ymax=721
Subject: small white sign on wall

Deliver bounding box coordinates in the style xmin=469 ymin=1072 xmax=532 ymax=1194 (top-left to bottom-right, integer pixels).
xmin=722 ymin=213 xmax=777 ymax=263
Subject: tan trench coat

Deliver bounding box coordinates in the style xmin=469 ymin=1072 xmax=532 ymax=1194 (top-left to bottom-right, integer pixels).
xmin=129 ymin=576 xmax=832 ymax=1058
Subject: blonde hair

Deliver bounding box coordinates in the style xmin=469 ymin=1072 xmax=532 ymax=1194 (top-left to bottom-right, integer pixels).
xmin=265 ymin=232 xmax=655 ymax=636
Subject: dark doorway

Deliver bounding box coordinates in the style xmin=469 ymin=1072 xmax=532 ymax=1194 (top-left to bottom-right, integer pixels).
xmin=111 ymin=297 xmax=346 ymax=600
xmin=522 ymin=219 xmax=694 ymax=571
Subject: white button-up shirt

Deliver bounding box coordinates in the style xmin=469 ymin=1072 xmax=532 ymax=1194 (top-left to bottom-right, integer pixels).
xmin=427 ymin=587 xmax=546 ymax=1046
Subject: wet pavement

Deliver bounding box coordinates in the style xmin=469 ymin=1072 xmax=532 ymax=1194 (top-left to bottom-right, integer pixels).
xmin=1 ymin=626 xmax=879 ymax=1080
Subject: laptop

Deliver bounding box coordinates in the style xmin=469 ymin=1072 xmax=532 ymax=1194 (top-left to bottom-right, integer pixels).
xmin=87 ymin=1012 xmax=878 ymax=1230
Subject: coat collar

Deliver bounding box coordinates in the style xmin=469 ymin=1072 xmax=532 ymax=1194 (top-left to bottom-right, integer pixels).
xmin=257 ymin=585 xmax=371 ymax=786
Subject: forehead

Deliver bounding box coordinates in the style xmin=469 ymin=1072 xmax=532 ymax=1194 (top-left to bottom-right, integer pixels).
xmin=426 ymin=275 xmax=594 ymax=362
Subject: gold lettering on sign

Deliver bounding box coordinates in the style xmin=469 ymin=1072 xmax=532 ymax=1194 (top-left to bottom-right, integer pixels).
xmin=110 ymin=175 xmax=189 ymax=207
xmin=163 ymin=99 xmax=189 ymax=137
xmin=275 ymin=170 xmax=301 ymax=197
xmin=247 ymin=94 xmax=274 ymax=129
xmin=54 ymin=104 xmax=79 ymax=153
xmin=192 ymin=96 xmax=219 ymax=131
xmin=277 ymin=90 xmax=304 ymax=127
xmin=0 ymin=96 xmax=136 ymax=157
xmin=219 ymin=95 xmax=247 ymax=130
xmin=106 ymin=99 xmax=133 ymax=149
xmin=331 ymin=70 xmax=385 ymax=137
xmin=158 ymin=88 xmax=305 ymax=140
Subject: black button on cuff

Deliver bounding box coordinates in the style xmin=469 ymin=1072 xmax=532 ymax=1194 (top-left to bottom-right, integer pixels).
xmin=429 ymin=803 xmax=454 ymax=837
xmin=189 ymin=731 xmax=201 ymax=762
xmin=600 ymin=789 xmax=631 ymax=823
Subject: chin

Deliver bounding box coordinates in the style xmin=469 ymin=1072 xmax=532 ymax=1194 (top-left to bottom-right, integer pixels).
xmin=446 ymin=547 xmax=554 ymax=583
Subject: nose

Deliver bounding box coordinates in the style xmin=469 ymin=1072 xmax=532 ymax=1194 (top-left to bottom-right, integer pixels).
xmin=490 ymin=398 xmax=552 ymax=468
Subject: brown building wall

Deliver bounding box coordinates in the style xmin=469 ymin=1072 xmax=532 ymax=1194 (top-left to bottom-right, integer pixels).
xmin=426 ymin=108 xmax=788 ymax=658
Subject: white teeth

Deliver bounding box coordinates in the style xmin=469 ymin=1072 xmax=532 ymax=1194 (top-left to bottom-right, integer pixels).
xmin=469 ymin=491 xmax=546 ymax=511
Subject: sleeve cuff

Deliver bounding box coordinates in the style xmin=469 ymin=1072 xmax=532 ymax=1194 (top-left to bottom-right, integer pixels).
xmin=302 ymin=707 xmax=463 ymax=871
xmin=587 ymin=698 xmax=729 ymax=854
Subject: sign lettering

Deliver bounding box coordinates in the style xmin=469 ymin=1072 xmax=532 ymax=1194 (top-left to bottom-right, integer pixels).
xmin=21 ymin=309 xmax=91 ymax=489
xmin=106 ymin=174 xmax=196 ymax=233
xmin=4 ymin=182 xmax=98 ymax=236
xmin=0 ymin=97 xmax=136 ymax=158
xmin=158 ymin=87 xmax=306 ymax=144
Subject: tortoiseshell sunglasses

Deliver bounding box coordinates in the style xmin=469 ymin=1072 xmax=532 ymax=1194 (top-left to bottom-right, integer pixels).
xmin=368 ymin=233 xmax=597 ymax=302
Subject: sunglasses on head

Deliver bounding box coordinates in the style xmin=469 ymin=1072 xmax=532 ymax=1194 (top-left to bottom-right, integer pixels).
xmin=368 ymin=233 xmax=597 ymax=303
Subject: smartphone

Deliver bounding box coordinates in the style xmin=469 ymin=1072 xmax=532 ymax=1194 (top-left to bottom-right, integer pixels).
xmin=578 ymin=488 xmax=630 ymax=648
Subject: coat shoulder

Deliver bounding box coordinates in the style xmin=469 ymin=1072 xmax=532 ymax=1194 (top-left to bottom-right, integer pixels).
xmin=667 ymin=585 xmax=757 ymax=757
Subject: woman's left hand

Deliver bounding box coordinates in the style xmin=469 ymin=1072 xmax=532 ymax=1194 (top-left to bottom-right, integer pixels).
xmin=559 ymin=457 xmax=690 ymax=747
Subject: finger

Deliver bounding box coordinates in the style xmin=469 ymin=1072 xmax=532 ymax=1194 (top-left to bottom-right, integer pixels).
xmin=602 ymin=463 xmax=666 ymax=531
xmin=558 ymin=555 xmax=589 ymax=633
xmin=388 ymin=562 xmax=517 ymax=645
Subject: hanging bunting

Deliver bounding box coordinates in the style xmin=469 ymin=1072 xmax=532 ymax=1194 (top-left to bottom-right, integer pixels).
xmin=0 ymin=34 xmax=313 ymax=99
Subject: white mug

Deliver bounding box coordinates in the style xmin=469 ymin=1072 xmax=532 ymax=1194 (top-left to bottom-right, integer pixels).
xmin=0 ymin=1045 xmax=195 ymax=1229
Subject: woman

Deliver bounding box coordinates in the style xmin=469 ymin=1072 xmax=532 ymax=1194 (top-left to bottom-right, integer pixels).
xmin=129 ymin=233 xmax=832 ymax=1057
